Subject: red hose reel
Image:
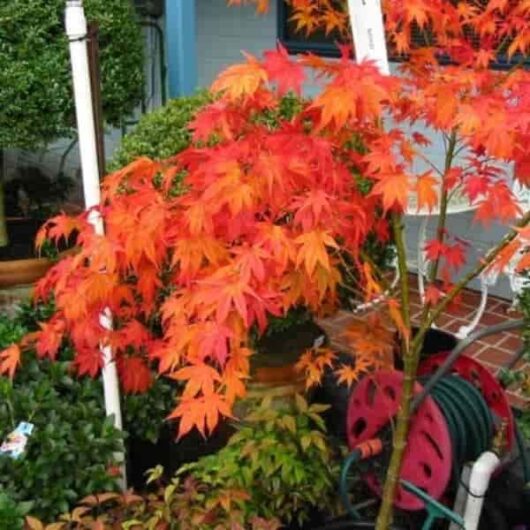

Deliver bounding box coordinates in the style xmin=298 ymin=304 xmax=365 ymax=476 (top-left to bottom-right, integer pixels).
xmin=345 ymin=354 xmax=514 ymax=511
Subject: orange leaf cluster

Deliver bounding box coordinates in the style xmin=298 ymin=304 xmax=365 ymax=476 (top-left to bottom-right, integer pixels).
xmin=2 ymin=1 xmax=530 ymax=440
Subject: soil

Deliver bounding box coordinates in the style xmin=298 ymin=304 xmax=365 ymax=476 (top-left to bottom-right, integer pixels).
xmin=252 ymin=320 xmax=327 ymax=369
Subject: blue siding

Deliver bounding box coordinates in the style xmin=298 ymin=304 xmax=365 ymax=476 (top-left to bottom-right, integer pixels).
xmin=165 ymin=0 xmax=198 ymax=97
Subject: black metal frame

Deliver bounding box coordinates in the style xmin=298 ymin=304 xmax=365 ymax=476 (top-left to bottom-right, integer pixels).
xmin=276 ymin=0 xmax=342 ymax=58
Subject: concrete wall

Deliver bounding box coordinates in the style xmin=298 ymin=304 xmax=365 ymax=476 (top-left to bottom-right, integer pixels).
xmin=195 ymin=0 xmax=514 ymax=299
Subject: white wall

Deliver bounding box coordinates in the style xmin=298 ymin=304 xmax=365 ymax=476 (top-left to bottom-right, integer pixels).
xmin=196 ymin=0 xmax=513 ymax=299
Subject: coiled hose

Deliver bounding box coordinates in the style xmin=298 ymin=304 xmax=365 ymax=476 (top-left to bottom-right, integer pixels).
xmin=339 ymin=374 xmax=495 ymax=523
xmin=426 ymin=374 xmax=495 ymax=482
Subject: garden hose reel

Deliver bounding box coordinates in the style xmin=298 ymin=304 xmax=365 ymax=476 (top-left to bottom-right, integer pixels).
xmin=341 ymin=353 xmax=516 ymax=518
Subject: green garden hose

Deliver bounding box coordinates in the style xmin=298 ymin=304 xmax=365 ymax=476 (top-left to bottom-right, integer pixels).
xmin=340 ymin=374 xmax=495 ymax=524
xmin=427 ymin=375 xmax=494 ymax=483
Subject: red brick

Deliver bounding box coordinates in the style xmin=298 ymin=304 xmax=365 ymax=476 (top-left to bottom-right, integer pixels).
xmin=477 ymin=347 xmax=513 ymax=367
xmin=461 ymin=342 xmax=487 ymax=358
xmin=497 ymin=334 xmax=523 ymax=353
xmin=459 ymin=289 xmax=483 ymax=308
xmin=432 ymin=313 xmax=458 ymax=328
xmin=445 ymin=303 xmax=474 ymax=319
xmin=479 ymin=311 xmax=510 ymax=326
xmin=476 ymin=360 xmax=499 ymax=376
xmin=444 ymin=319 xmax=471 ymax=334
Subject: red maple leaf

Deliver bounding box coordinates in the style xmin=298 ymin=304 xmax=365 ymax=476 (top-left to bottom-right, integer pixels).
xmin=117 ymin=356 xmax=153 ymax=394
xmin=263 ymin=43 xmax=306 ymax=95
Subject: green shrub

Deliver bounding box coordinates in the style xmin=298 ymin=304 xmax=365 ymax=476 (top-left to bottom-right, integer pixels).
xmin=180 ymin=395 xmax=342 ymax=527
xmin=32 ymin=396 xmax=336 ymax=529
xmin=0 ymin=306 xmax=122 ymax=522
xmin=110 ymin=91 xmax=212 ymax=170
xmin=0 ymin=0 xmax=144 ymax=149
xmin=0 ymin=492 xmax=30 ymax=530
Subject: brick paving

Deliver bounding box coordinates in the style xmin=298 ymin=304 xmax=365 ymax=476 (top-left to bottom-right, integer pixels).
xmin=319 ymin=274 xmax=528 ymax=409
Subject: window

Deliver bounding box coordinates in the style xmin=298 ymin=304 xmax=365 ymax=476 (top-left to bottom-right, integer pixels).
xmin=277 ymin=1 xmax=527 ymax=70
xmin=277 ymin=1 xmax=343 ymax=58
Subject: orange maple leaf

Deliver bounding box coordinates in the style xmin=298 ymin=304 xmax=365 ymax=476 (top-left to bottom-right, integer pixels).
xmin=371 ymin=172 xmax=410 ymax=213
xmin=0 ymin=344 xmax=21 ymax=379
xmin=295 ymin=229 xmax=338 ymax=276
xmin=170 ymin=363 xmax=222 ymax=399
xmin=416 ymin=173 xmax=439 ymax=213
xmin=169 ymin=393 xmax=233 ymax=438
xmin=211 ymin=52 xmax=268 ymax=101
xmin=295 ymin=347 xmax=336 ymax=389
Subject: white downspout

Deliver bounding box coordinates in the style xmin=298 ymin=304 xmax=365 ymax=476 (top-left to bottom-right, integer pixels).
xmin=462 ymin=451 xmax=500 ymax=530
xmin=65 ymin=0 xmax=125 ymax=487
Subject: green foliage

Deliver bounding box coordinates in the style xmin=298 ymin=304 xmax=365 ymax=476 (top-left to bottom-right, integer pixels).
xmin=253 ymin=92 xmax=305 ymax=129
xmin=0 ymin=0 xmax=144 ymax=149
xmin=0 ymin=491 xmax=31 ymax=530
xmin=180 ymin=395 xmax=342 ymax=526
xmin=518 ymin=280 xmax=530 ymax=363
xmin=35 ymin=398 xmax=336 ymax=529
xmin=110 ymin=91 xmax=212 ymax=170
xmin=499 ymin=279 xmax=530 ymax=394
xmin=122 ymin=378 xmax=176 ymax=445
xmin=258 ymin=305 xmax=312 ymax=340
xmin=0 ymin=306 xmax=123 ymax=522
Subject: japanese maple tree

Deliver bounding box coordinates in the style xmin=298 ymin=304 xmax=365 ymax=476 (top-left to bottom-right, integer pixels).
xmin=230 ymin=0 xmax=530 ymax=528
xmin=3 ymin=0 xmax=530 ymax=528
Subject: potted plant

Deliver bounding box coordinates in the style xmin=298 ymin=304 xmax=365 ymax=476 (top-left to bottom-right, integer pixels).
xmin=32 ymin=396 xmax=339 ymax=530
xmin=0 ymin=0 xmax=144 ymax=285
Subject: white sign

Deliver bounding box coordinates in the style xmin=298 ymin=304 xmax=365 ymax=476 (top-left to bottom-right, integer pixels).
xmin=347 ymin=0 xmax=390 ymax=75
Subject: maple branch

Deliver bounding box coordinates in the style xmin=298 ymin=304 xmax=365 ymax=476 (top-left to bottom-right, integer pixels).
xmin=377 ymin=132 xmax=457 ymax=530
xmin=428 ymin=129 xmax=458 ymax=285
xmin=376 ymin=212 xmax=414 ymax=530
xmin=391 ymin=212 xmax=411 ymax=336
xmin=415 ymin=151 xmax=444 ymax=178
xmin=359 ymin=248 xmax=394 ymax=294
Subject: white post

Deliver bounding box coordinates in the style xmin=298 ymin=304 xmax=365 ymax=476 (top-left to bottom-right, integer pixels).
xmin=347 ymin=0 xmax=390 ymax=75
xmin=65 ymin=0 xmax=125 ymax=487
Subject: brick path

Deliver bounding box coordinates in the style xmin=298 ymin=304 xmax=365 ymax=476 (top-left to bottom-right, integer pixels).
xmin=319 ymin=275 xmax=528 ymax=409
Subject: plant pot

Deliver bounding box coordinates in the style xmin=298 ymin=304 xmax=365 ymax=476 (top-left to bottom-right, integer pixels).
xmin=394 ymin=327 xmax=458 ymax=370
xmin=0 ymin=218 xmax=76 ymax=288
xmin=240 ymin=320 xmax=327 ymax=412
xmin=127 ymin=320 xmax=327 ymax=490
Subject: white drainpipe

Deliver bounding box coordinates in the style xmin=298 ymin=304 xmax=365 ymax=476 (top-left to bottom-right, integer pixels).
xmin=462 ymin=451 xmax=500 ymax=530
xmin=65 ymin=0 xmax=125 ymax=487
